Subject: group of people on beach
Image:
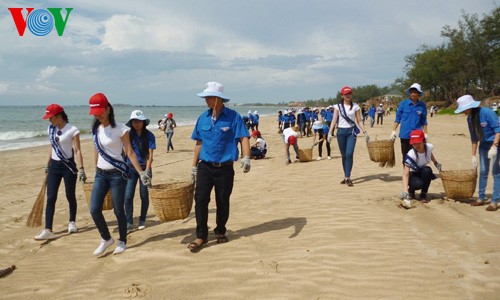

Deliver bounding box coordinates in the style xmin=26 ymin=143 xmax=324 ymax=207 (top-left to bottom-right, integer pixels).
xmin=34 ymin=80 xmax=499 ymax=256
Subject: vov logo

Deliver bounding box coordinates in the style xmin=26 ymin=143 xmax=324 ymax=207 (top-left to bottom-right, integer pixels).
xmin=8 ymin=8 xmax=73 ymax=36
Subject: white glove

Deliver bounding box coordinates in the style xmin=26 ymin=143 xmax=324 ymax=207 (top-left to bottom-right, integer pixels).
xmin=240 ymin=156 xmax=251 ymax=173
xmin=402 ymin=199 xmax=412 ymax=209
xmin=327 ymin=133 xmax=333 ymax=143
xmin=140 ymin=171 xmax=152 ymax=187
xmin=487 ymin=146 xmax=497 ymax=160
xmin=364 ymin=132 xmax=370 ymax=143
xmin=312 ymin=141 xmax=319 ymax=147
xmin=390 ymin=130 xmax=397 ymax=141
xmin=471 ymin=156 xmax=478 ymax=168
xmin=191 ymin=166 xmax=197 ymax=184
xmin=424 ymin=133 xmax=429 ymax=140
xmin=434 ymin=161 xmax=442 ymax=172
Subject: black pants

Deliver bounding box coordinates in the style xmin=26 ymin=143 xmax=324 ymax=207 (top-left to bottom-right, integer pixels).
xmin=400 ymin=138 xmax=412 ymax=165
xmin=377 ymin=113 xmax=384 ymax=124
xmin=318 ymin=140 xmax=331 ymax=157
xmin=409 ymin=166 xmax=434 ymax=195
xmin=194 ymin=161 xmax=234 ymax=240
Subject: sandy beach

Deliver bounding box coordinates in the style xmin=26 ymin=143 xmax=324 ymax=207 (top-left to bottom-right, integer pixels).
xmin=0 ymin=113 xmax=499 ymax=299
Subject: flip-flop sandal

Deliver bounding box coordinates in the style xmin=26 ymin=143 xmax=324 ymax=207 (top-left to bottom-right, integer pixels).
xmin=486 ymin=205 xmax=498 ymax=211
xmin=471 ymin=201 xmax=485 ymax=206
xmin=215 ymin=235 xmax=228 ymax=244
xmin=187 ymin=240 xmax=206 ymax=253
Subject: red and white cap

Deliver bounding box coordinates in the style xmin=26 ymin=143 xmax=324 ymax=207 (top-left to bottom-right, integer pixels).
xmin=409 ymin=129 xmax=425 ymax=145
xmin=88 ymin=93 xmax=109 ymax=115
xmin=340 ymin=86 xmax=352 ymax=95
xmin=42 ymin=104 xmax=64 ymax=119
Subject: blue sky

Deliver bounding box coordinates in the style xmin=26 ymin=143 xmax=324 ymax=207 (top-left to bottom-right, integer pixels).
xmin=0 ymin=0 xmax=497 ymax=106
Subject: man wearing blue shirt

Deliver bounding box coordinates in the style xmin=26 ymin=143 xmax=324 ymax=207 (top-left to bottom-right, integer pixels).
xmin=189 ymin=82 xmax=251 ymax=252
xmin=390 ymin=83 xmax=428 ymax=164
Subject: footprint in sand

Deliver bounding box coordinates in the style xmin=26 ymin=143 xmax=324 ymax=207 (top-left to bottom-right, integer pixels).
xmin=125 ymin=283 xmax=149 ymax=297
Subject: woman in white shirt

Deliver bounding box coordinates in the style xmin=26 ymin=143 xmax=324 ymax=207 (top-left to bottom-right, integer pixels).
xmin=328 ymin=86 xmax=369 ymax=186
xmin=88 ymin=93 xmax=151 ymax=256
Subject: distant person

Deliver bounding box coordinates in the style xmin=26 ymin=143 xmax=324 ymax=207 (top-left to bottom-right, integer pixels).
xmin=376 ymin=104 xmax=385 ymax=125
xmin=297 ymin=109 xmax=306 ymax=138
xmin=429 ymin=106 xmax=435 ymax=118
xmin=250 ymin=130 xmax=267 ymax=159
xmin=390 ymin=83 xmax=428 ymax=165
xmin=312 ymin=120 xmax=331 ymax=160
xmin=34 ymin=104 xmax=86 ymax=241
xmin=253 ymin=111 xmax=260 ymax=131
xmin=124 ymin=110 xmax=156 ymax=230
xmin=189 ymin=82 xmax=251 ymax=252
xmin=247 ymin=110 xmax=255 ymax=131
xmin=368 ymin=105 xmax=376 ymax=128
xmin=161 ymin=112 xmax=176 ymax=153
xmin=87 ymin=93 xmax=151 ymax=256
xmin=455 ymin=95 xmax=499 ymax=211
xmin=277 ymin=110 xmax=284 ymax=133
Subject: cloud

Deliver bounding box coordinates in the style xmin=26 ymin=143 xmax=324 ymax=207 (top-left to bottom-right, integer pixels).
xmin=36 ymin=66 xmax=58 ymax=82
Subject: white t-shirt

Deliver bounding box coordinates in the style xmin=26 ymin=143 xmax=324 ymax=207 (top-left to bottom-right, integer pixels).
xmin=48 ymin=123 xmax=79 ymax=161
xmin=255 ymin=137 xmax=266 ymax=150
xmin=405 ymin=143 xmax=434 ymax=172
xmin=282 ymin=127 xmax=298 ymax=144
xmin=334 ymin=103 xmax=360 ymax=128
xmin=96 ymin=123 xmax=129 ymax=170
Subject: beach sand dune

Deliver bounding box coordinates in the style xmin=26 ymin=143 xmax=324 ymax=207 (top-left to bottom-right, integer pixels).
xmin=0 ymin=114 xmax=499 ymax=299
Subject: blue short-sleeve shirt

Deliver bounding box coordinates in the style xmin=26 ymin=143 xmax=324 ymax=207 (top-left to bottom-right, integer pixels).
xmin=395 ymin=99 xmax=428 ymax=139
xmin=126 ymin=130 xmax=156 ymax=166
xmin=468 ymin=107 xmax=500 ymax=144
xmin=192 ymin=106 xmax=250 ymax=163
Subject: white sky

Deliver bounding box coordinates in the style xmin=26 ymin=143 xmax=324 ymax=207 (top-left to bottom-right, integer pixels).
xmin=0 ymin=0 xmax=497 ymax=106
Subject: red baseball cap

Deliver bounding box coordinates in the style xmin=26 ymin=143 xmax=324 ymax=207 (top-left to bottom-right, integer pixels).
xmin=409 ymin=129 xmax=425 ymax=145
xmin=340 ymin=86 xmax=352 ymax=95
xmin=167 ymin=112 xmax=173 ymax=118
xmin=251 ymin=130 xmax=260 ymax=137
xmin=89 ymin=93 xmax=109 ymax=115
xmin=42 ymin=104 xmax=64 ymax=119
xmin=288 ymin=135 xmax=297 ymax=145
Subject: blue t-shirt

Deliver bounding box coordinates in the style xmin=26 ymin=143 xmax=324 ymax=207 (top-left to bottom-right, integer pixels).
xmin=325 ymin=109 xmax=334 ymax=122
xmin=127 ymin=130 xmax=156 ymax=166
xmin=468 ymin=107 xmax=500 ymax=144
xmin=314 ymin=124 xmax=330 ymax=136
xmin=253 ymin=114 xmax=259 ymax=124
xmin=395 ymin=99 xmax=428 ymax=139
xmin=369 ymin=107 xmax=376 ymax=118
xmin=304 ymin=111 xmax=313 ymax=122
xmin=192 ymin=106 xmax=250 ymax=163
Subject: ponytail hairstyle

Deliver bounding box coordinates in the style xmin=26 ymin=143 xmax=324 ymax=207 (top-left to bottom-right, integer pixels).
xmin=469 ymin=107 xmax=483 ymax=142
xmin=59 ymin=111 xmax=69 ymax=123
xmin=129 ymin=123 xmax=150 ymax=161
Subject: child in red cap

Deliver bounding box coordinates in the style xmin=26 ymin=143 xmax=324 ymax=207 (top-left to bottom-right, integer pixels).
xmin=250 ymin=130 xmax=267 ymax=159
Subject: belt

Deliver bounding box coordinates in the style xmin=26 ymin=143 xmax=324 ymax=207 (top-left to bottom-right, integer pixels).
xmin=96 ymin=167 xmax=123 ymax=175
xmin=201 ymin=160 xmax=234 ymax=168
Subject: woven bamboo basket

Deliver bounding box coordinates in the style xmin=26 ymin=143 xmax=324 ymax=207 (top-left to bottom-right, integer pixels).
xmin=367 ymin=139 xmax=395 ymax=167
xmin=149 ymin=181 xmax=194 ymax=222
xmin=298 ymin=148 xmax=312 ymax=162
xmin=83 ymin=182 xmax=114 ymax=210
xmin=440 ymin=169 xmax=477 ymax=199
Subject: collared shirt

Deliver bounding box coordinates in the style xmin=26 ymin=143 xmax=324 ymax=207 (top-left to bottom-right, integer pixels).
xmin=325 ymin=109 xmax=334 ymax=122
xmin=192 ymin=106 xmax=249 ymax=163
xmin=395 ymin=99 xmax=428 ymax=139
xmin=126 ymin=130 xmax=156 ymax=166
xmin=468 ymin=107 xmax=500 ymax=143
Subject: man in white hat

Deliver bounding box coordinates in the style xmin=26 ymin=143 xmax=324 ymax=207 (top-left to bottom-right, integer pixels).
xmin=390 ymin=83 xmax=428 ymax=164
xmin=189 ymin=82 xmax=251 ymax=252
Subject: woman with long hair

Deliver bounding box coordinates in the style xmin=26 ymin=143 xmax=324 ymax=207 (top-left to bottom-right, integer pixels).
xmin=124 ymin=110 xmax=156 ymax=230
xmin=455 ymin=95 xmax=500 ymax=211
xmin=328 ymin=86 xmax=369 ymax=186
xmin=34 ymin=104 xmax=86 ymax=240
xmin=88 ymin=93 xmax=151 ymax=255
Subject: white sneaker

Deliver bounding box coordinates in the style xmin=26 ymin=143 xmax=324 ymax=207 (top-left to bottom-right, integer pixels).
xmin=68 ymin=222 xmax=77 ymax=233
xmin=113 ymin=241 xmax=127 ymax=255
xmin=34 ymin=229 xmax=56 ymax=240
xmin=93 ymin=238 xmax=114 ymax=256
xmin=327 ymin=156 xmax=332 ymax=160
xmin=138 ymin=221 xmax=146 ymax=230
xmin=317 ymin=156 xmax=322 ymax=161
xmin=402 ymin=199 xmax=412 ymax=209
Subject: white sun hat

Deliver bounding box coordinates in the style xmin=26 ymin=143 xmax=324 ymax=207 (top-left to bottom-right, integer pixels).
xmin=405 ymin=83 xmax=425 ymax=97
xmin=126 ymin=110 xmax=150 ymax=127
xmin=454 ymin=95 xmax=481 ymax=114
xmin=196 ymin=82 xmax=230 ymax=102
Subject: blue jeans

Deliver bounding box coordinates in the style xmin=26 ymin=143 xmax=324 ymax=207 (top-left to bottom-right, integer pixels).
xmin=45 ymin=158 xmax=77 ymax=229
xmin=336 ymin=127 xmax=357 ymax=178
xmin=166 ymin=131 xmax=174 ymax=151
xmin=124 ymin=168 xmax=149 ymax=225
xmin=90 ymin=170 xmax=128 ymax=243
xmin=478 ymin=143 xmax=500 ymax=203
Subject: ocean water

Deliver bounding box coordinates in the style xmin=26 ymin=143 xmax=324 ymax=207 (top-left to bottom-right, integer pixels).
xmin=0 ymin=105 xmax=279 ymax=151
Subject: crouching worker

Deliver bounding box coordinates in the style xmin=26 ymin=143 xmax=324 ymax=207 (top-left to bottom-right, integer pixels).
xmin=401 ymin=129 xmax=442 ymax=208
xmin=282 ymin=126 xmax=299 ymax=165
xmin=250 ymin=130 xmax=267 ymax=159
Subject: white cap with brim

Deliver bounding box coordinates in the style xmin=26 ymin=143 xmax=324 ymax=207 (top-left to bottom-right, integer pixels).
xmin=405 ymin=83 xmax=425 ymax=97
xmin=454 ymin=95 xmax=481 ymax=114
xmin=196 ymin=81 xmax=230 ymax=102
xmin=312 ymin=120 xmax=323 ymax=130
xmin=126 ymin=110 xmax=150 ymax=127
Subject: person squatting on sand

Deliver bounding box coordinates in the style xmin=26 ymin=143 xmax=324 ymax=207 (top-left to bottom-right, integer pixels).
xmin=34 ymin=104 xmax=86 ymax=240
xmin=282 ymin=126 xmax=299 ymax=165
xmin=88 ymin=93 xmax=152 ymax=256
xmin=400 ymin=129 xmax=442 ymax=209
xmin=250 ymin=130 xmax=267 ymax=159
xmin=390 ymin=83 xmax=428 ymax=164
xmin=124 ymin=110 xmax=156 ymax=231
xmin=160 ymin=112 xmax=176 ymax=153
xmin=312 ymin=120 xmax=331 ymax=160
xmin=455 ymin=95 xmax=500 ymax=211
xmin=189 ymin=82 xmax=251 ymax=252
xmin=328 ymin=86 xmax=369 ymax=187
